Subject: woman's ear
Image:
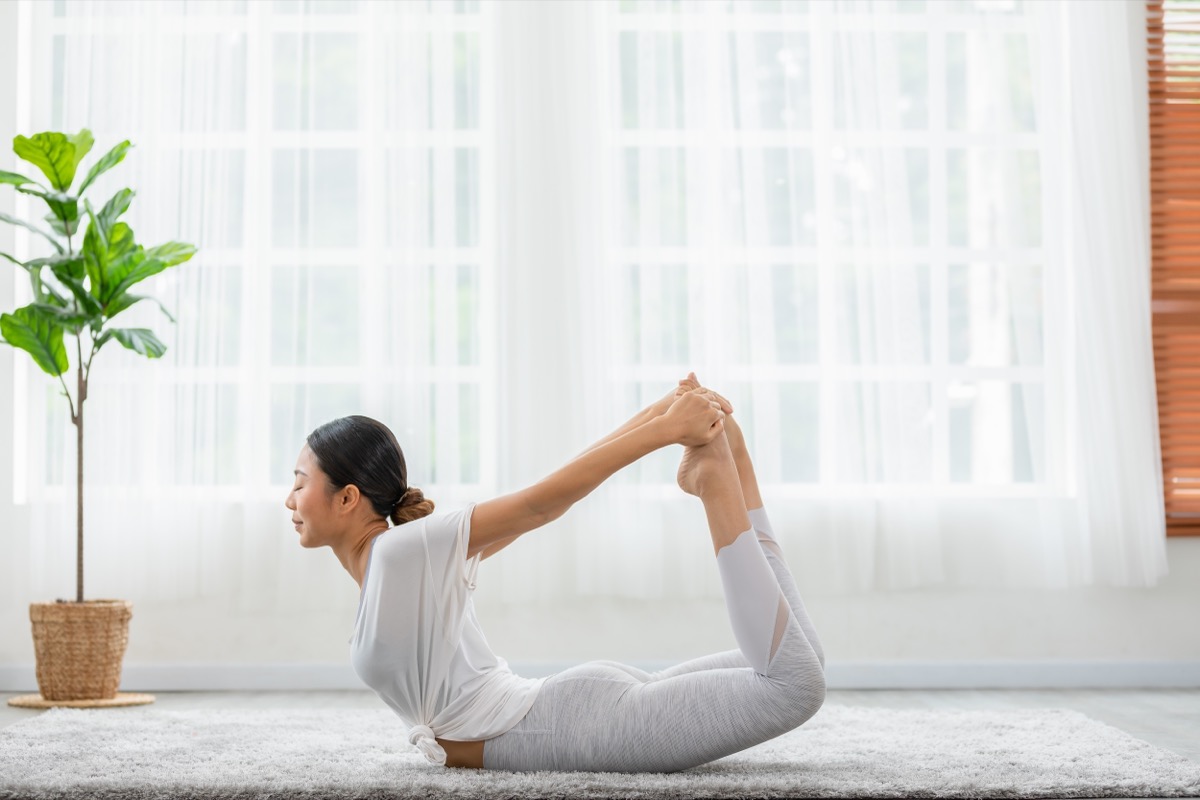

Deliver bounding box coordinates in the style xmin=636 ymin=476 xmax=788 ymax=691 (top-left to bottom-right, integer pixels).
xmin=337 ymin=484 xmax=362 ymax=512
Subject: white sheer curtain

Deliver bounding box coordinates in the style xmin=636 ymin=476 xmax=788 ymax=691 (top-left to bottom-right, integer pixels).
xmin=549 ymin=0 xmax=1169 ymax=596
xmin=8 ymin=0 xmax=1167 ymax=626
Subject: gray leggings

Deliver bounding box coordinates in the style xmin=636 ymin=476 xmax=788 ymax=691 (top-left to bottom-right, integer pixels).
xmin=480 ymin=506 xmax=826 ymax=774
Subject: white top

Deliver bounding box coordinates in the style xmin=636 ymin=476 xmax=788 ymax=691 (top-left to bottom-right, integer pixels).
xmin=348 ymin=502 xmax=547 ymax=766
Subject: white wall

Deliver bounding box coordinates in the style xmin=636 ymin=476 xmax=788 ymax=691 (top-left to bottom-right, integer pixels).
xmin=1 ymin=532 xmax=1197 ymax=690
xmin=0 ymin=0 xmax=1196 ymax=692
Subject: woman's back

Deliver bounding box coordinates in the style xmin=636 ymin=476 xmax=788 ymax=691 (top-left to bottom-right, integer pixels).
xmin=349 ymin=503 xmax=545 ymax=761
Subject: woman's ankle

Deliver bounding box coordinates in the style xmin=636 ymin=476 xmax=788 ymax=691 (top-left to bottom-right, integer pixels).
xmin=733 ymin=452 xmax=764 ymax=510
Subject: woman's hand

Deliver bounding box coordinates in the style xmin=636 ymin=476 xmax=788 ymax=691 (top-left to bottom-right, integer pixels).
xmin=646 ymin=386 xmax=685 ymax=419
xmin=660 ymin=388 xmax=726 ymax=446
xmin=648 ymin=372 xmax=733 ymax=418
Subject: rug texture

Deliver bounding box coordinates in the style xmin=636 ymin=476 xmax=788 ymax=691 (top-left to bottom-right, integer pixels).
xmin=1 ymin=703 xmax=1197 ymax=799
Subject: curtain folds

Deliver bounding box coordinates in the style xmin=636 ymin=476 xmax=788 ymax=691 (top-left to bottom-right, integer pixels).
xmin=9 ymin=0 xmax=1167 ymax=629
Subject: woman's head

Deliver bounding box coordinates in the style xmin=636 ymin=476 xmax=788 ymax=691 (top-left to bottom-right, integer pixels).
xmin=286 ymin=415 xmax=434 ymax=543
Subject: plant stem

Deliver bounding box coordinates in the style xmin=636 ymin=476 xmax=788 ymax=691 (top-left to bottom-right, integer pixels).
xmin=57 ymin=374 xmax=76 ymax=423
xmin=75 ymin=334 xmax=84 ymax=604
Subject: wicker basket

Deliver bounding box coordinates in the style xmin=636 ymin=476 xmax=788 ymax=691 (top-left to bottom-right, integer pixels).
xmin=29 ymin=599 xmax=133 ymax=701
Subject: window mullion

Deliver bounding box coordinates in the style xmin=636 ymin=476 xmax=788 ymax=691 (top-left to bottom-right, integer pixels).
xmin=930 ymin=1 xmax=949 ymax=485
xmin=811 ymin=0 xmax=835 ymax=487
xmin=244 ymin=0 xmax=272 ymax=492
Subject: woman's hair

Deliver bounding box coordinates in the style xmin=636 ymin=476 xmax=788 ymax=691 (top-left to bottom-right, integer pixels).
xmin=305 ymin=415 xmax=435 ymax=526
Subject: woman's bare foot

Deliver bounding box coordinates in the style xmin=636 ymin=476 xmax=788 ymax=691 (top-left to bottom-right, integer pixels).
xmin=677 ymin=426 xmax=738 ymax=497
xmin=680 ymin=377 xmax=764 ymax=511
xmin=678 ymin=428 xmax=752 ymax=554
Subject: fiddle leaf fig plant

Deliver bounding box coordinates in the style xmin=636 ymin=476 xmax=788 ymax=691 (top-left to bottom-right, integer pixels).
xmin=0 ymin=129 xmax=196 ymax=603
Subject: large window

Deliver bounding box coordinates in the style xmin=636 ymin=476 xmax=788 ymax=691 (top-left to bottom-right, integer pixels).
xmin=14 ymin=0 xmax=490 ymax=505
xmin=606 ymin=0 xmax=1051 ymax=496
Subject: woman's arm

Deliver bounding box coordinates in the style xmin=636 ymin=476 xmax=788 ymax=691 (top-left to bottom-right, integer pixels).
xmin=474 ymin=396 xmax=676 ymax=562
xmin=574 ymin=405 xmax=659 ymax=459
xmin=477 ymin=533 xmax=520 ymax=562
xmin=467 ymin=390 xmax=725 ymax=558
xmin=575 ymin=377 xmax=731 ymax=458
xmin=472 ymin=410 xmax=667 ymax=561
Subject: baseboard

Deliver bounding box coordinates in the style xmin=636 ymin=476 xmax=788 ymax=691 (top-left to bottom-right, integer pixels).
xmin=2 ymin=660 xmax=1198 ymax=691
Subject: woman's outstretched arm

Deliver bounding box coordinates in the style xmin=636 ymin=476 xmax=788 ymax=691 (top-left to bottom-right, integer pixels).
xmin=467 ymin=390 xmax=725 ymax=559
xmin=575 ymin=377 xmax=732 ymax=459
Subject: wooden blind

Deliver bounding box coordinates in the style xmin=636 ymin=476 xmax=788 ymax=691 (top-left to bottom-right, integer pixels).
xmin=1148 ymin=0 xmax=1200 ymax=536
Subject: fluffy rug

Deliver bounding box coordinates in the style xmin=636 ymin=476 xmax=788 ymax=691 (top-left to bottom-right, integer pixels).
xmin=1 ymin=703 xmax=1197 ymax=799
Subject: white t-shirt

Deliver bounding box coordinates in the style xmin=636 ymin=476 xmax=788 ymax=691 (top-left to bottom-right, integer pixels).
xmin=348 ymin=502 xmax=546 ymax=766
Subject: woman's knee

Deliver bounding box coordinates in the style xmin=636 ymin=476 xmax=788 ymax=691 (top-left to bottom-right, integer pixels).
xmin=767 ymin=633 xmax=826 ymax=724
xmin=776 ymin=670 xmax=826 ymax=727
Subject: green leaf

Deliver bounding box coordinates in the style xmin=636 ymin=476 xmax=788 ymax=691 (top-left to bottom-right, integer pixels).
xmin=82 ymin=202 xmax=105 ymax=295
xmin=0 ymin=305 xmax=69 ymax=376
xmin=97 ymin=188 xmax=133 ymax=231
xmin=83 ymin=201 xmax=136 ymax=302
xmin=77 ymin=140 xmax=132 ymax=196
xmin=45 ymin=211 xmax=82 ymax=239
xmin=103 ymin=221 xmax=135 ymax=258
xmin=31 ymin=273 xmax=70 ymax=308
xmin=97 ymin=327 xmax=165 ymax=358
xmin=103 ymin=292 xmax=176 ymax=323
xmin=143 ymin=240 xmax=196 ymax=267
xmin=0 ymin=211 xmax=64 ymax=254
xmin=16 ymin=251 xmax=70 ymax=310
xmin=16 ymin=185 xmax=79 ymax=231
xmin=55 ymin=274 xmax=103 ymax=316
xmin=27 ymin=252 xmax=84 ymax=278
xmin=67 ymin=130 xmax=94 ymax=174
xmin=31 ymin=302 xmax=91 ymax=333
xmin=13 ymin=132 xmax=80 ymax=192
xmin=105 ymin=252 xmax=165 ymax=304
xmin=0 ymin=170 xmax=39 ymax=187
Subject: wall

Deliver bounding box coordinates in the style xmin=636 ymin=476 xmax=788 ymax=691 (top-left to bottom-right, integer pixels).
xmin=1 ymin=535 xmax=1197 ymax=690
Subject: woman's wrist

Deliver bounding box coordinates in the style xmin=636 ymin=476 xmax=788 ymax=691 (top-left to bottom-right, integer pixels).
xmin=640 ymin=413 xmax=676 ymax=449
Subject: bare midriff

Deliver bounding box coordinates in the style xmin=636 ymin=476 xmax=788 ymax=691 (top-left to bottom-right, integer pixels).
xmin=437 ymin=737 xmax=486 ymax=769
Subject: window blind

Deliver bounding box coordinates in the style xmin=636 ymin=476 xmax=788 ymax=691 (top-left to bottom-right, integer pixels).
xmin=1148 ymin=0 xmax=1200 ymax=536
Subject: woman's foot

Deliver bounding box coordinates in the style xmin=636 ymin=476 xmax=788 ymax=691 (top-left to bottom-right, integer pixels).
xmin=678 ymin=428 xmax=752 ymax=554
xmin=677 ymin=426 xmax=739 ymax=497
xmin=681 ymin=374 xmax=763 ymax=510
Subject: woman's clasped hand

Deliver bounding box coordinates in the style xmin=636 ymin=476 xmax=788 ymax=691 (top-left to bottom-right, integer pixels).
xmin=660 ymin=386 xmax=727 ymax=447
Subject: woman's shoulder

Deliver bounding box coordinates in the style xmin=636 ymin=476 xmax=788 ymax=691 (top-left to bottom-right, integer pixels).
xmin=421 ymin=501 xmax=477 ymax=540
xmin=380 ymin=502 xmax=476 ymax=548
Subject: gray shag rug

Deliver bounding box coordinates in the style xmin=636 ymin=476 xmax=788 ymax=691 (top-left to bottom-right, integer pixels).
xmin=1 ymin=704 xmax=1198 ymax=799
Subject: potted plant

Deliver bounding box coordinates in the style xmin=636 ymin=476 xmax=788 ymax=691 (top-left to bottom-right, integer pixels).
xmin=0 ymin=129 xmax=195 ymax=706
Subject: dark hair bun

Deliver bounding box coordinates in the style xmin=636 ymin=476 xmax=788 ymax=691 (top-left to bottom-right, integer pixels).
xmin=391 ymin=486 xmax=435 ymax=526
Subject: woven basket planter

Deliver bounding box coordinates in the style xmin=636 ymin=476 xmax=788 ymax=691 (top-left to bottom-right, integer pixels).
xmin=29 ymin=599 xmax=133 ymax=701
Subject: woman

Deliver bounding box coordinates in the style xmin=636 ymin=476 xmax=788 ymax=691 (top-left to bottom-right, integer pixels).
xmin=285 ymin=372 xmax=826 ymax=774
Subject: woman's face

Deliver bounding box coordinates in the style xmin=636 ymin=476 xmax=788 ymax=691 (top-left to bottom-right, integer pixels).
xmin=285 ymin=444 xmax=337 ymax=547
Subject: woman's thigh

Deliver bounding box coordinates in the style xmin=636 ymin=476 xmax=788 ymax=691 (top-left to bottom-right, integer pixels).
xmin=481 ymin=661 xmax=634 ymax=772
xmin=483 ymin=626 xmax=815 ymax=774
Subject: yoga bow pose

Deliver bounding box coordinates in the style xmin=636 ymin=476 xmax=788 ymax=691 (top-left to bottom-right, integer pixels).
xmin=286 ymin=373 xmax=826 ymax=773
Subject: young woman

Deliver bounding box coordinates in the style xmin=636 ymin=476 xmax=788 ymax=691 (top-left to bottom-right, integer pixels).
xmin=285 ymin=373 xmax=826 ymax=774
